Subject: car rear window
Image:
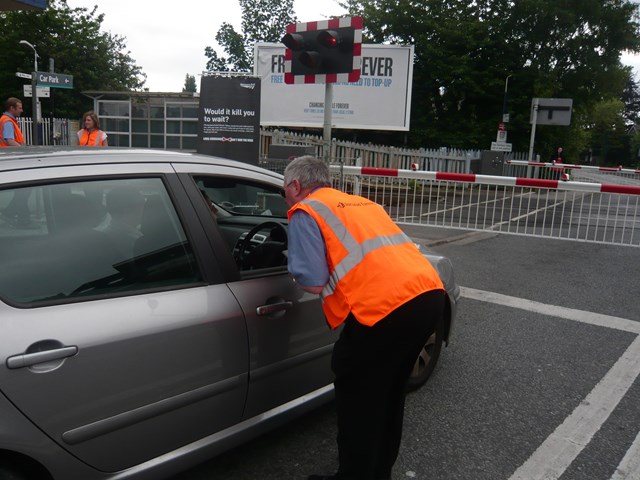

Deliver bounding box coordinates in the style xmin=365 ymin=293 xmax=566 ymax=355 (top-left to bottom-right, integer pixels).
xmin=0 ymin=178 xmax=202 ymax=306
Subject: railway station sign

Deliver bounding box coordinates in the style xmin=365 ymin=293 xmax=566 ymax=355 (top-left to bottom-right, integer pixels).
xmin=35 ymin=71 xmax=73 ymax=89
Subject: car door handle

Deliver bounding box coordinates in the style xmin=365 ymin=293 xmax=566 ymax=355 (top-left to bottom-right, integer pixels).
xmin=256 ymin=301 xmax=293 ymax=316
xmin=6 ymin=345 xmax=78 ymax=369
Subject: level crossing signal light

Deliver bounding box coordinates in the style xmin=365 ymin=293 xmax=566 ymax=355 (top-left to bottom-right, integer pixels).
xmin=281 ymin=16 xmax=362 ymax=84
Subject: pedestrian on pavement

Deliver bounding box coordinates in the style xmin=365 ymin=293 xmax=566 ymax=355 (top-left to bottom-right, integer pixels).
xmin=77 ymin=111 xmax=108 ymax=146
xmin=0 ymin=97 xmax=25 ymax=147
xmin=283 ymin=156 xmax=446 ymax=480
xmin=550 ymin=146 xmax=566 ymax=163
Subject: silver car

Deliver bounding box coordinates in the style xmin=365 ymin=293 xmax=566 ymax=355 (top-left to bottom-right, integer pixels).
xmin=0 ymin=148 xmax=459 ymax=480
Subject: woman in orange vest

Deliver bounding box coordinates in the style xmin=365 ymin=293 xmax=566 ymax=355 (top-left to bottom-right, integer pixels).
xmin=0 ymin=97 xmax=25 ymax=147
xmin=77 ymin=111 xmax=108 ymax=146
xmin=284 ymin=156 xmax=445 ymax=480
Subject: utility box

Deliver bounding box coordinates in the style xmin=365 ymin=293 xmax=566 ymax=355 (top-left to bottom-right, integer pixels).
xmin=478 ymin=150 xmax=505 ymax=175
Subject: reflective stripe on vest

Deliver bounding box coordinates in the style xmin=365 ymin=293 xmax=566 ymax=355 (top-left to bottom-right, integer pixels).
xmin=299 ymin=198 xmax=415 ymax=299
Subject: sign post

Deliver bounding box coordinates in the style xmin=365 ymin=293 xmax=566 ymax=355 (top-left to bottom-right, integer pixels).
xmin=31 ymin=71 xmax=39 ymax=144
xmin=528 ymin=98 xmax=573 ymax=161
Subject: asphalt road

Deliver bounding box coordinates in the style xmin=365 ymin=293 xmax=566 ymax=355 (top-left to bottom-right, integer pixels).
xmin=171 ymin=227 xmax=640 ymax=480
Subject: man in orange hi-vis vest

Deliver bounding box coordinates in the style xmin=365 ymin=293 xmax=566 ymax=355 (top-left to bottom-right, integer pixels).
xmin=283 ymin=156 xmax=445 ymax=480
xmin=0 ymin=97 xmax=25 ymax=147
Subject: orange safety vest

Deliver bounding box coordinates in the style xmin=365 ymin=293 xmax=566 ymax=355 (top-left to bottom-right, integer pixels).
xmin=0 ymin=114 xmax=25 ymax=147
xmin=78 ymin=129 xmax=106 ymax=146
xmin=289 ymin=188 xmax=444 ymax=329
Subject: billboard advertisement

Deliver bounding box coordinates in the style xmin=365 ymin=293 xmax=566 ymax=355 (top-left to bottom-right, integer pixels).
xmin=254 ymin=43 xmax=414 ymax=131
xmin=197 ymin=75 xmax=261 ymax=164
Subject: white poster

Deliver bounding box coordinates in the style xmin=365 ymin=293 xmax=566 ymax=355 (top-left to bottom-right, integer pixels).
xmin=254 ymin=43 xmax=414 ymax=131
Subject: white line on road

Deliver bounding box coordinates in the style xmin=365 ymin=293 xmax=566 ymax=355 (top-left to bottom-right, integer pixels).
xmin=508 ymin=335 xmax=640 ymax=480
xmin=611 ymin=429 xmax=640 ymax=480
xmin=459 ymin=287 xmax=640 ymax=480
xmin=460 ymin=287 xmax=640 ymax=334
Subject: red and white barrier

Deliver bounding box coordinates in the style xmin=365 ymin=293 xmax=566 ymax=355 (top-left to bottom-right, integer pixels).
xmin=333 ymin=165 xmax=640 ymax=196
xmin=505 ymin=159 xmax=640 ymax=176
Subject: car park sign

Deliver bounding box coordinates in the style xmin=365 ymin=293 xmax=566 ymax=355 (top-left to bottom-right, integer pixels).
xmin=35 ymin=71 xmax=73 ymax=89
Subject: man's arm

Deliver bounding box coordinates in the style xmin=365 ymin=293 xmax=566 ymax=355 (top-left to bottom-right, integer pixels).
xmin=5 ymin=139 xmax=21 ymax=146
xmin=287 ymin=211 xmax=329 ymax=293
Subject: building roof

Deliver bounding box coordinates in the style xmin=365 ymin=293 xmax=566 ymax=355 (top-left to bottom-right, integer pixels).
xmin=0 ymin=0 xmax=46 ymax=10
xmin=81 ymin=91 xmax=200 ymax=100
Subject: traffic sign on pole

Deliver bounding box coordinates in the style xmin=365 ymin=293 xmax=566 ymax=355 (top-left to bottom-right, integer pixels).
xmin=491 ymin=142 xmax=512 ymax=152
xmin=35 ymin=71 xmax=73 ymax=89
xmin=23 ymin=85 xmax=50 ymax=98
xmin=15 ymin=72 xmax=32 ymax=79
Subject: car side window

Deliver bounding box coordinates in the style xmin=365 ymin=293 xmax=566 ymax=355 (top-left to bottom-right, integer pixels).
xmin=0 ymin=178 xmax=202 ymax=306
xmin=194 ymin=176 xmax=289 ymax=273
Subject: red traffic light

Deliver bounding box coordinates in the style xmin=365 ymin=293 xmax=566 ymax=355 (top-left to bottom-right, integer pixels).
xmin=282 ymin=32 xmax=305 ymax=51
xmin=317 ymin=30 xmax=339 ymax=48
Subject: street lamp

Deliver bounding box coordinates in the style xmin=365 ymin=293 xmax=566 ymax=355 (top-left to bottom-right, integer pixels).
xmin=502 ymin=74 xmax=512 ymax=123
xmin=19 ymin=40 xmax=40 ymax=145
xmin=19 ymin=40 xmax=39 ymax=71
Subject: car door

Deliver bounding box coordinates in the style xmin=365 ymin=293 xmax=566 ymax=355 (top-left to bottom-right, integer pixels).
xmin=0 ymin=163 xmax=249 ymax=472
xmin=174 ymin=163 xmax=339 ymax=419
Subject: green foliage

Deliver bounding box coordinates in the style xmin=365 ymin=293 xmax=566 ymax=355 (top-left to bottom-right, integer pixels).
xmin=205 ymin=0 xmax=297 ymax=72
xmin=0 ymin=0 xmax=146 ymax=119
xmin=183 ymin=74 xmax=197 ymax=93
xmin=341 ymin=0 xmax=640 ymax=162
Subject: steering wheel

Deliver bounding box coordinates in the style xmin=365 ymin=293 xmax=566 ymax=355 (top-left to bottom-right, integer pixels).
xmin=234 ymin=221 xmax=288 ymax=269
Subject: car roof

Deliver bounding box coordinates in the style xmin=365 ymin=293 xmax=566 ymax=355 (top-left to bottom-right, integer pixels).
xmin=0 ymin=146 xmax=284 ymax=180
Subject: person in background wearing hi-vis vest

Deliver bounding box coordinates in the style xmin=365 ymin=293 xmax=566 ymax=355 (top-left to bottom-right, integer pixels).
xmin=77 ymin=111 xmax=108 ymax=146
xmin=0 ymin=97 xmax=25 ymax=147
xmin=283 ymin=156 xmax=446 ymax=480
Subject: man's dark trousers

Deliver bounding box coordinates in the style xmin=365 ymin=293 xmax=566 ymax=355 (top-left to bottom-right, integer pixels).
xmin=331 ymin=289 xmax=445 ymax=480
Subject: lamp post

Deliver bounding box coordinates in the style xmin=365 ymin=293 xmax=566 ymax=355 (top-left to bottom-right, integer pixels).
xmin=502 ymin=74 xmax=512 ymax=123
xmin=19 ymin=40 xmax=39 ymax=145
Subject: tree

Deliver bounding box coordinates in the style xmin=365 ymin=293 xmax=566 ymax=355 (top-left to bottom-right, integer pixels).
xmin=183 ymin=74 xmax=197 ymax=93
xmin=0 ymin=0 xmax=146 ymax=119
xmin=341 ymin=0 xmax=640 ymax=160
xmin=205 ymin=0 xmax=297 ymax=72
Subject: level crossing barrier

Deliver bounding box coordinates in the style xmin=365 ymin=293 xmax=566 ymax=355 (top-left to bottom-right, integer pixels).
xmin=329 ymin=165 xmax=640 ymax=247
xmin=504 ymin=159 xmax=640 ymax=185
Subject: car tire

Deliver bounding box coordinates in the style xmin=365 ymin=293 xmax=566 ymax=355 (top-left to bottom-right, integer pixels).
xmin=0 ymin=455 xmax=50 ymax=480
xmin=407 ymin=311 xmax=444 ymax=390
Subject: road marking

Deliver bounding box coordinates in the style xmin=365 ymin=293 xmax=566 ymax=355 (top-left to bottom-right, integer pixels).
xmin=461 ymin=287 xmax=640 ymax=334
xmin=459 ymin=287 xmax=640 ymax=480
xmin=611 ymin=430 xmax=640 ymax=480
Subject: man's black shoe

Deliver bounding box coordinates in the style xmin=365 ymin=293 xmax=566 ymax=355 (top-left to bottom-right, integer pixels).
xmin=307 ymin=475 xmax=336 ymax=480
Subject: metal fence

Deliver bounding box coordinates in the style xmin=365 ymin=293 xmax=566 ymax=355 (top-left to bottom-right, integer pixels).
xmin=16 ymin=117 xmax=72 ymax=146
xmin=261 ymin=130 xmax=479 ymax=171
xmin=330 ymin=165 xmax=640 ymax=248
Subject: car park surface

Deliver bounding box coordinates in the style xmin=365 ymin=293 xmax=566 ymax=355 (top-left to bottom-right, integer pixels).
xmin=0 ymin=148 xmax=459 ymax=480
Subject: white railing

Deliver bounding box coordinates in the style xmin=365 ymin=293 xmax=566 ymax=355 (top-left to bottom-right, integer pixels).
xmin=261 ymin=130 xmax=479 ymax=171
xmin=16 ymin=117 xmax=72 ymax=146
xmin=330 ymin=165 xmax=640 ymax=247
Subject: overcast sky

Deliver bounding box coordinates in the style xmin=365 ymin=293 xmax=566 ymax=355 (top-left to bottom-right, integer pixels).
xmin=65 ymin=0 xmax=640 ymax=92
xmin=65 ymin=0 xmax=347 ymax=92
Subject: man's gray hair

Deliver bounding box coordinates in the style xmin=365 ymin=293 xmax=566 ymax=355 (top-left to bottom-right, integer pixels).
xmin=284 ymin=155 xmax=332 ymax=189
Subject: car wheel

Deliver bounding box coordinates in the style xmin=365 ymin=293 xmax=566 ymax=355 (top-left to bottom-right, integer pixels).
xmin=407 ymin=312 xmax=444 ymax=390
xmin=0 ymin=454 xmax=51 ymax=480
